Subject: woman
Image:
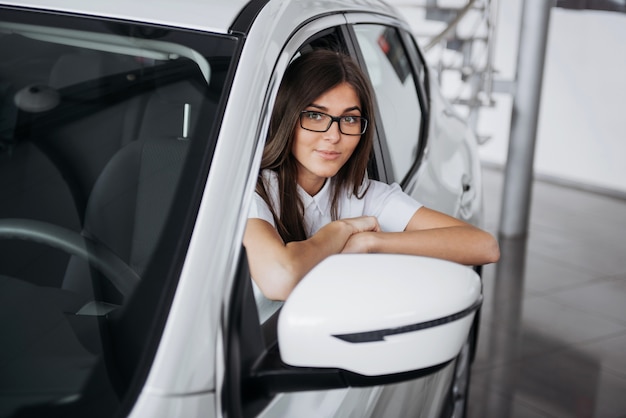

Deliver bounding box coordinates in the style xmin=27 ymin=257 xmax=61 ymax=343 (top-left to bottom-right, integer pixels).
xmin=244 ymin=50 xmax=499 ymax=302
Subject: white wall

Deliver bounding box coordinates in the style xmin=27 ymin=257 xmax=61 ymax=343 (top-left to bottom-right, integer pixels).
xmin=478 ymin=3 xmax=626 ymax=195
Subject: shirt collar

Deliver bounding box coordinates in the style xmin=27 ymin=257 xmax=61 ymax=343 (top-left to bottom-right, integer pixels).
xmin=297 ymin=178 xmax=332 ymax=214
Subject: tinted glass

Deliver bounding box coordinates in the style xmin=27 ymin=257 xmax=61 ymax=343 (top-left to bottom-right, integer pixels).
xmin=353 ymin=25 xmax=423 ymax=183
xmin=0 ymin=9 xmax=236 ymax=417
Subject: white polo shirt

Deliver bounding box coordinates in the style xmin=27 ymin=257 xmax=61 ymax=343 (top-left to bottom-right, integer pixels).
xmin=249 ymin=169 xmax=422 ymax=235
xmin=248 ymin=169 xmax=423 ymax=322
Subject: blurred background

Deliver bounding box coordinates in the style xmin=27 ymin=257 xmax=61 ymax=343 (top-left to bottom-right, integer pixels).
xmin=391 ymin=0 xmax=625 ymax=197
xmin=388 ymin=1 xmax=626 ymax=417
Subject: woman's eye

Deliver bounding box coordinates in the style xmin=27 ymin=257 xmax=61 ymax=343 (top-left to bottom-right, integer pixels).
xmin=305 ymin=112 xmax=323 ymax=121
xmin=342 ymin=116 xmax=358 ymax=125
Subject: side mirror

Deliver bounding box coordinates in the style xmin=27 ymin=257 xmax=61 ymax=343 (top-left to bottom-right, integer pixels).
xmin=245 ymin=254 xmax=482 ymax=396
xmin=278 ymin=254 xmax=481 ymax=376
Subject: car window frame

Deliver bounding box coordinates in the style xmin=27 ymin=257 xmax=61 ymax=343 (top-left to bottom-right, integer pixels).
xmin=344 ymin=17 xmax=430 ymax=187
xmin=399 ymin=28 xmax=431 ymax=183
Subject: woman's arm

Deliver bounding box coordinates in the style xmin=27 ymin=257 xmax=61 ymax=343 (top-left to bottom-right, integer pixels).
xmin=243 ymin=216 xmax=379 ymax=300
xmin=342 ymin=206 xmax=500 ymax=266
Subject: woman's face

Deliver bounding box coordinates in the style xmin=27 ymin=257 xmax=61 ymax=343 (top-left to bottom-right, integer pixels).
xmin=292 ymin=82 xmax=362 ymax=196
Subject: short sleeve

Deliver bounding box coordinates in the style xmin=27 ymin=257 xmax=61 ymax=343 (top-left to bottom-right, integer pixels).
xmin=363 ymin=181 xmax=422 ymax=232
xmin=248 ymin=193 xmax=276 ymax=227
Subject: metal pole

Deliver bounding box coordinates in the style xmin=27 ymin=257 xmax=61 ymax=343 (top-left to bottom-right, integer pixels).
xmin=499 ymin=0 xmax=553 ymax=237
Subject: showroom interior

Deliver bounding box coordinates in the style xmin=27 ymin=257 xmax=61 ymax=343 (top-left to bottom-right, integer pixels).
xmin=392 ymin=0 xmax=626 ymax=416
xmin=0 ymin=1 xmax=622 ymax=416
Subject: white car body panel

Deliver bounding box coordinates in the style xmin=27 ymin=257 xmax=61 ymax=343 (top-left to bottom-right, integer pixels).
xmin=408 ymin=80 xmax=484 ymax=225
xmin=1 ymin=0 xmax=249 ymax=33
xmin=0 ymin=0 xmax=398 ymax=33
xmin=130 ymin=392 xmax=216 ymax=418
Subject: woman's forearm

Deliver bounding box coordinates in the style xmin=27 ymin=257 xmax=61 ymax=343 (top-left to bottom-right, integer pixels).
xmin=282 ymin=220 xmax=354 ymax=279
xmin=245 ymin=218 xmax=360 ymax=300
xmin=361 ymin=226 xmax=499 ymax=266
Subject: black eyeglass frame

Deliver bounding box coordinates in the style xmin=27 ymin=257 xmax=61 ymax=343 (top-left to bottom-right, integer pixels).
xmin=299 ymin=111 xmax=368 ymax=136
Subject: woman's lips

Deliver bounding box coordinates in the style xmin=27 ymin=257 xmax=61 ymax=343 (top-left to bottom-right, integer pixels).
xmin=316 ymin=150 xmax=341 ymax=160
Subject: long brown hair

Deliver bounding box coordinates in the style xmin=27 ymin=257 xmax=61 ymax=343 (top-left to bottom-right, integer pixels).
xmin=256 ymin=50 xmax=375 ymax=243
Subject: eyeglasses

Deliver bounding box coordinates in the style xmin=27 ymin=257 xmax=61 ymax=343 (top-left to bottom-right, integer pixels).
xmin=299 ymin=111 xmax=368 ymax=136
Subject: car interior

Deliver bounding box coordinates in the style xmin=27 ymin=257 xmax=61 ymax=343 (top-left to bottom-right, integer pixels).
xmin=0 ymin=16 xmax=234 ymax=416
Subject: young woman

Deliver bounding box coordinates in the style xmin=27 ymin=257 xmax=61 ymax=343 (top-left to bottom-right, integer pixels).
xmin=244 ymin=50 xmax=499 ymax=302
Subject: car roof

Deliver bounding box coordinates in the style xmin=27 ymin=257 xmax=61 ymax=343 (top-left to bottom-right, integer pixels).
xmin=0 ymin=0 xmax=251 ymax=33
xmin=0 ymin=0 xmax=398 ymax=34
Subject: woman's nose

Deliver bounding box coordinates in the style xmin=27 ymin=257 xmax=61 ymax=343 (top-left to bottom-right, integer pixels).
xmin=324 ymin=120 xmax=341 ymax=143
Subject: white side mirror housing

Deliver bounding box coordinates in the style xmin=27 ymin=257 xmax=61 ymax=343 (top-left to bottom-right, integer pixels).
xmin=278 ymin=254 xmax=481 ymax=376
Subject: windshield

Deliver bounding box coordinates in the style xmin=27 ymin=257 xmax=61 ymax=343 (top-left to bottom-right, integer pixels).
xmin=0 ymin=8 xmax=237 ymax=417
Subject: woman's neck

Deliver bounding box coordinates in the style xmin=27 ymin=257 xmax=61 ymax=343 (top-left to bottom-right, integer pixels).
xmin=298 ymin=177 xmax=326 ymax=196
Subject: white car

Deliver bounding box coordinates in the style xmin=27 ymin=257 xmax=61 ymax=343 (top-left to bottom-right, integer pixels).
xmin=0 ymin=1 xmax=486 ymax=417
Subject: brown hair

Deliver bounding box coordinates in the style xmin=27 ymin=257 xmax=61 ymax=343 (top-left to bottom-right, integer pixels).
xmin=256 ymin=49 xmax=375 ymax=243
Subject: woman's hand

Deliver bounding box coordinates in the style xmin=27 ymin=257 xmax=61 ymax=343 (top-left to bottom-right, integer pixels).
xmin=244 ymin=216 xmax=380 ymax=300
xmin=339 ymin=216 xmax=380 ymax=234
xmin=338 ymin=216 xmax=380 ymax=254
xmin=341 ymin=231 xmax=375 ymax=253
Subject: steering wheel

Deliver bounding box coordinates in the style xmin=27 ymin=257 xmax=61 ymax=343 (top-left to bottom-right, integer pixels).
xmin=0 ymin=218 xmax=140 ymax=297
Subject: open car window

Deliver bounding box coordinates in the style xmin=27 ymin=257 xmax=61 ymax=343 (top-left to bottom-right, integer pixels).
xmin=250 ymin=27 xmax=353 ymax=325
